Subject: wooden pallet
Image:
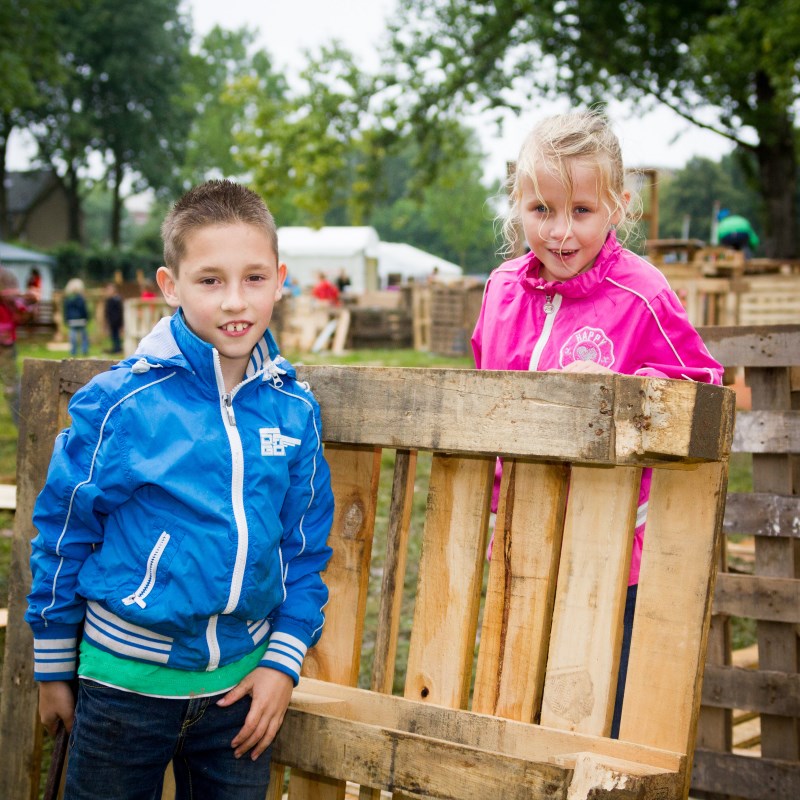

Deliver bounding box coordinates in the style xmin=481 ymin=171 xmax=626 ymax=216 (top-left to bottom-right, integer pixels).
xmin=0 ymin=361 xmax=735 ymax=800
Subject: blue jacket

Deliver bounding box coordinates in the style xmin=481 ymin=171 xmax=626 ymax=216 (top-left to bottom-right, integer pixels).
xmin=26 ymin=311 xmax=334 ymax=685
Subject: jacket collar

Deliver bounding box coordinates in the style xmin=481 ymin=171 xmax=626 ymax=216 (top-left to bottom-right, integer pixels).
xmin=522 ymin=230 xmax=620 ymax=298
xmin=130 ymin=311 xmax=295 ymax=386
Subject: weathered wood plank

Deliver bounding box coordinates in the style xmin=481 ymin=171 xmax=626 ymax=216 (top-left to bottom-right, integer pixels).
xmin=697 ymin=324 xmax=800 ymax=367
xmin=360 ymin=449 xmax=416 ymax=800
xmin=742 ymin=363 xmax=800 ymax=765
xmin=287 ymin=444 xmax=381 ymax=800
xmin=621 ymin=462 xmax=728 ymax=767
xmin=713 ymin=573 xmax=800 ymax=623
xmin=404 ymin=454 xmax=493 ymax=708
xmin=541 ymin=465 xmax=640 ymax=736
xmin=286 ymin=679 xmax=686 ymax=774
xmin=723 ymin=492 xmax=800 ymax=538
xmin=692 ymin=748 xmax=800 ymax=800
xmin=702 ymin=664 xmax=800 ymax=716
xmin=732 ymin=409 xmax=800 ymax=453
xmin=297 ymin=366 xmax=734 ymax=465
xmin=472 ymin=461 xmax=568 ymax=721
xmin=0 ymin=360 xmax=71 ymax=800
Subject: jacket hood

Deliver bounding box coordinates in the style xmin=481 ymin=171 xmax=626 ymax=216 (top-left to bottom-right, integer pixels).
xmin=521 ymin=230 xmax=621 ymax=298
xmin=127 ymin=311 xmax=295 ymax=385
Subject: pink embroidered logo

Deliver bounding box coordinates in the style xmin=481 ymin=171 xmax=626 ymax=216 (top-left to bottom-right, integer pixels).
xmin=559 ymin=326 xmax=615 ymax=369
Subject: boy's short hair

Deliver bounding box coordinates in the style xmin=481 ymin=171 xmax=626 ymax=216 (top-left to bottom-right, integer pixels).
xmin=161 ymin=180 xmax=278 ymax=272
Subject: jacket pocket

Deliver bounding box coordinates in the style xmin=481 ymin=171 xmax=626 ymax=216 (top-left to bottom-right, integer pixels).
xmin=121 ymin=531 xmax=171 ymax=609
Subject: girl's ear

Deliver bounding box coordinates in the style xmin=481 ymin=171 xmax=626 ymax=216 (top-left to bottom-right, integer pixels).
xmin=611 ymin=190 xmax=632 ymax=227
xmin=156 ymin=266 xmax=180 ymax=309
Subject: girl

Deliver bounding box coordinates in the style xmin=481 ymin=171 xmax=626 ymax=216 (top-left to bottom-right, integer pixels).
xmin=471 ymin=109 xmax=723 ymax=737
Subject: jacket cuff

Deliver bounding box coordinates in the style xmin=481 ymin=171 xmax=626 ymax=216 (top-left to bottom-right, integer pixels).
xmin=259 ymin=628 xmax=309 ymax=686
xmin=33 ymin=629 xmax=79 ymax=681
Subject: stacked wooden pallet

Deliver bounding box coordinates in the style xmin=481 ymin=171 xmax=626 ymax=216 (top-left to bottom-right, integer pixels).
xmin=428 ymin=282 xmax=484 ymax=357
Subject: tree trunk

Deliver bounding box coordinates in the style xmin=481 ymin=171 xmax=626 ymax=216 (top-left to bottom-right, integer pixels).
xmin=753 ymin=71 xmax=798 ymax=258
xmin=61 ymin=163 xmax=83 ymax=244
xmin=110 ymin=158 xmax=123 ymax=248
xmin=0 ymin=116 xmax=9 ymax=241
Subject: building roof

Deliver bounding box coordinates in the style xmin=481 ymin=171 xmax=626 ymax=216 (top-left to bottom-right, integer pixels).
xmin=0 ymin=240 xmax=55 ymax=266
xmin=277 ymin=226 xmax=380 ymax=258
xmin=6 ymin=170 xmax=59 ymax=214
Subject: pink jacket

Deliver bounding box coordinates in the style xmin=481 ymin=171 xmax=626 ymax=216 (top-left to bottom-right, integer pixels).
xmin=472 ymin=232 xmax=723 ymax=584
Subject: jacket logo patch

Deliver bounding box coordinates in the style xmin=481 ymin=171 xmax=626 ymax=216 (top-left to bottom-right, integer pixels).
xmin=260 ymin=427 xmax=301 ymax=456
xmin=560 ymin=326 xmax=615 ymax=369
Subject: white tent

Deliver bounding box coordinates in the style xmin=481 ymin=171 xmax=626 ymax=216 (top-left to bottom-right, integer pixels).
xmin=0 ymin=241 xmax=55 ymax=301
xmin=277 ymin=226 xmax=463 ymax=293
xmin=277 ymin=227 xmax=380 ymax=293
xmin=377 ymin=242 xmax=462 ymax=286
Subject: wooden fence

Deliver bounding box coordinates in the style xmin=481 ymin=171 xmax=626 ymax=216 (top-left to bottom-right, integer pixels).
xmin=692 ymin=325 xmax=800 ymax=799
xmin=1 ymin=359 xmax=734 ymax=799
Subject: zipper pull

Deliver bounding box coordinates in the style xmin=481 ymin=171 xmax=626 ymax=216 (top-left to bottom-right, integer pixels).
xmin=223 ymin=393 xmax=237 ymax=426
xmin=544 ymin=295 xmax=555 ymax=314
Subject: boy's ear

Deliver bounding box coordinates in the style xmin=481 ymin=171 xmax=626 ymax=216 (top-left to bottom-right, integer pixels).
xmin=156 ymin=266 xmax=180 ymax=309
xmin=275 ymin=262 xmax=288 ymax=300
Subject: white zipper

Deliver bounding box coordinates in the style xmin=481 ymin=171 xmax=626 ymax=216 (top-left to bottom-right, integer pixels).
xmin=121 ymin=531 xmax=171 ymax=608
xmin=208 ymin=351 xmax=252 ymax=669
xmin=528 ymin=293 xmax=562 ymax=370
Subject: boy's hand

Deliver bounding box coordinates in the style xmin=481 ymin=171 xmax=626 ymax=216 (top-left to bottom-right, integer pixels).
xmin=217 ymin=667 xmax=293 ymax=760
xmin=38 ymin=680 xmax=75 ymax=735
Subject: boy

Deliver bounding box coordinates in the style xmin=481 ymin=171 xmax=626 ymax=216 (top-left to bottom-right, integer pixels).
xmin=26 ymin=180 xmax=334 ymax=799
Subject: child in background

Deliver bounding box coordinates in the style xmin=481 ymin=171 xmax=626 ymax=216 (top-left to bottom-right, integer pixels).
xmin=471 ymin=109 xmax=722 ymax=737
xmin=27 ymin=180 xmax=334 ymax=799
xmin=63 ymin=277 xmax=90 ymax=356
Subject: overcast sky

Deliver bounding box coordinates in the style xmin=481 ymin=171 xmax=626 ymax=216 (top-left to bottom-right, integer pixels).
xmin=8 ymin=0 xmax=737 ymax=183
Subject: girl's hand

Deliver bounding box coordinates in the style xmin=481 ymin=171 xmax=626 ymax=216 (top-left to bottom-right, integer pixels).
xmin=218 ymin=667 xmax=293 ymax=760
xmin=560 ymin=360 xmax=615 ymax=375
xmin=38 ymin=680 xmax=75 ymax=735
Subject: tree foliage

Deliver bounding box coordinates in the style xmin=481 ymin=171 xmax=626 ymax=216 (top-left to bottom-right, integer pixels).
xmin=386 ymin=0 xmax=800 ymax=256
xmin=15 ymin=0 xmax=194 ymax=246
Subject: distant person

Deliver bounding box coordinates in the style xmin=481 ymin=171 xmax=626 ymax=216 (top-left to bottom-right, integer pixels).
xmin=63 ymin=277 xmax=90 ymax=356
xmin=0 ymin=263 xmax=23 ymax=427
xmin=140 ymin=282 xmax=157 ymax=300
xmin=311 ymin=271 xmax=340 ymax=305
xmin=283 ymin=270 xmax=301 ymax=297
xmin=427 ymin=266 xmax=441 ymax=284
xmin=335 ymin=267 xmax=351 ymax=294
xmin=26 ymin=268 xmax=42 ymax=300
xmin=103 ymin=283 xmax=124 ymax=354
xmin=717 ymin=209 xmax=759 ymax=258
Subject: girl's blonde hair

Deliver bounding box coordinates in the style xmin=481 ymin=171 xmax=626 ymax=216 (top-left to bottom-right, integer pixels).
xmin=502 ymin=109 xmax=638 ymax=256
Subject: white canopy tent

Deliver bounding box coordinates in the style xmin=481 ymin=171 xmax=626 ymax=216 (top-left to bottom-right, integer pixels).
xmin=277 ymin=227 xmax=463 ymax=293
xmin=377 ymin=242 xmax=462 ymax=286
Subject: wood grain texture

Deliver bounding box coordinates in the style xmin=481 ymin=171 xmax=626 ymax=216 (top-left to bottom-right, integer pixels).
xmin=472 ymin=461 xmax=568 ymax=721
xmin=540 ymin=465 xmax=641 ymax=736
xmin=620 ymin=462 xmax=728 ymax=788
xmin=403 ymin=454 xmax=494 ymax=709
xmin=698 ymin=324 xmax=800 ymax=367
xmin=297 ymin=366 xmax=734 ymax=465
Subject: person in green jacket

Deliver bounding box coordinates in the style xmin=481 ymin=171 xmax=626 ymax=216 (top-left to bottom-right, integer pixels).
xmin=717 ymin=209 xmax=759 ymax=257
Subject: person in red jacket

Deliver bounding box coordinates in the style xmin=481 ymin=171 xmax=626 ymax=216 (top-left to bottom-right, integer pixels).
xmin=311 ymin=271 xmax=340 ymax=305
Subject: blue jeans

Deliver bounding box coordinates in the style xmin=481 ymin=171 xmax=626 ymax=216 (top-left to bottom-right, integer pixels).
xmin=65 ymin=680 xmax=272 ymax=800
xmin=611 ymin=583 xmax=638 ymax=739
xmin=69 ymin=324 xmax=89 ymax=356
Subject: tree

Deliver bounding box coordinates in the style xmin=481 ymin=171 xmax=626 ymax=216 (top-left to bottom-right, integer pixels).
xmin=180 ymin=26 xmax=288 ymax=188
xmin=240 ymin=44 xmax=374 ymax=227
xmin=0 ymin=0 xmax=65 ymax=237
xmin=658 ymin=154 xmax=762 ymax=243
xmin=386 ymin=0 xmax=800 ymax=257
xmin=23 ymin=0 xmax=194 ymax=245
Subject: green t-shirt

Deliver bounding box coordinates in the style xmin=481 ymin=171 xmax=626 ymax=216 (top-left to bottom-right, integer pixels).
xmin=78 ymin=639 xmax=269 ymax=697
